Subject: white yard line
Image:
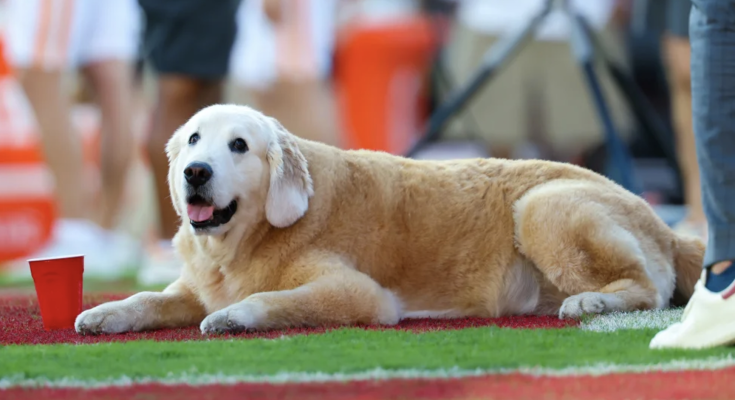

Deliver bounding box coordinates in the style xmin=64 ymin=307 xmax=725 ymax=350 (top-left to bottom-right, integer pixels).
xmin=580 ymin=308 xmax=684 ymax=332
xmin=2 ymin=355 xmax=735 ymax=389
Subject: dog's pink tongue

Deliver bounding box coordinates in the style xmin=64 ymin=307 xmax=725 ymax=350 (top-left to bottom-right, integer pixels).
xmin=187 ymin=204 xmax=215 ymax=222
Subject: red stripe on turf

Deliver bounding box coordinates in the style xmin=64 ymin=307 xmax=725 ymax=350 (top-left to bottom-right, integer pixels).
xmin=3 ymin=367 xmax=735 ymax=400
xmin=0 ymin=294 xmax=577 ymax=345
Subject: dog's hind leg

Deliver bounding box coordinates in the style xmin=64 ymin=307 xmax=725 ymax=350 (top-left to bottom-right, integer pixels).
xmin=513 ymin=182 xmax=668 ymax=319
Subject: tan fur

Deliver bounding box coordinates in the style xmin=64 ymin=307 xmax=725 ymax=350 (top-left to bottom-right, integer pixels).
xmin=75 ymin=105 xmax=705 ymax=335
xmin=672 ymin=236 xmax=706 ymax=301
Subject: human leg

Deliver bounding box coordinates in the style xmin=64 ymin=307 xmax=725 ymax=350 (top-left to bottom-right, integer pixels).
xmin=81 ymin=60 xmax=135 ymax=229
xmin=4 ymin=0 xmax=88 ymax=219
xmin=650 ymin=0 xmax=735 ymax=349
xmin=690 ymin=3 xmax=735 ymax=287
xmin=662 ymin=0 xmax=707 ymax=240
xmin=78 ymin=0 xmax=141 ymax=229
xmin=17 ymin=69 xmax=88 ymax=219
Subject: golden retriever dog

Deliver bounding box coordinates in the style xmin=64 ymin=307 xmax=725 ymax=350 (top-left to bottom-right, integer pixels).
xmin=75 ymin=104 xmax=704 ymax=335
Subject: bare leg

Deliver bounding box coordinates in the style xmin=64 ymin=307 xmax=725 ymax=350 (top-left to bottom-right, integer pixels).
xmin=663 ymin=34 xmax=707 ymax=230
xmin=81 ymin=60 xmax=135 ymax=229
xmin=18 ymin=68 xmax=87 ymax=219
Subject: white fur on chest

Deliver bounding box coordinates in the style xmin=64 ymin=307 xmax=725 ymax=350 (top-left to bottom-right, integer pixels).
xmin=200 ymin=285 xmax=241 ymax=314
xmin=183 ymin=263 xmax=242 ymax=314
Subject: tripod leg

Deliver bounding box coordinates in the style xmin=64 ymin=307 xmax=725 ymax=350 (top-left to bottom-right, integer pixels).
xmin=567 ymin=13 xmax=640 ymax=193
xmin=579 ymin=16 xmax=683 ymax=191
xmin=405 ymin=3 xmax=553 ymax=158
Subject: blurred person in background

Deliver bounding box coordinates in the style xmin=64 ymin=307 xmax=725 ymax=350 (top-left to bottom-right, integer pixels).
xmin=136 ymin=0 xmax=242 ymax=285
xmin=3 ymin=0 xmax=142 ymax=276
xmin=230 ymin=0 xmax=340 ymax=147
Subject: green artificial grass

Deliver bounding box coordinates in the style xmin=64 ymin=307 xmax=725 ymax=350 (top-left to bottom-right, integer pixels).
xmin=0 ymin=274 xmax=166 ymax=293
xmin=2 ymin=327 xmax=734 ymax=382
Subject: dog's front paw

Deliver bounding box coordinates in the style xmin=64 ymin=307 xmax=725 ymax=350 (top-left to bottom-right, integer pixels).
xmin=200 ymin=299 xmax=267 ymax=335
xmin=75 ymin=302 xmax=137 ymax=335
xmin=559 ymin=292 xmax=610 ymax=319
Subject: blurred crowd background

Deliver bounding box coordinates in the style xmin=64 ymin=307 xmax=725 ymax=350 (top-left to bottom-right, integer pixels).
xmin=0 ymin=0 xmax=702 ymax=288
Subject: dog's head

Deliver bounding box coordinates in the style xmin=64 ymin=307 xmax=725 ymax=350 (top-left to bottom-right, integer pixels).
xmin=166 ymin=104 xmax=314 ymax=236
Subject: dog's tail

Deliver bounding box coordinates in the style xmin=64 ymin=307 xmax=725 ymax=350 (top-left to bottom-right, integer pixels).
xmin=671 ymin=234 xmax=706 ymax=304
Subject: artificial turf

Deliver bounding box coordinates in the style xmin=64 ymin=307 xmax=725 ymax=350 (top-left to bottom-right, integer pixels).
xmin=3 ymin=327 xmax=735 ymax=383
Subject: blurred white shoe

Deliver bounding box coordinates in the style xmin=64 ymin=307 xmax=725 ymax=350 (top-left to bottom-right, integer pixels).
xmin=2 ymin=218 xmax=141 ymax=282
xmin=650 ymin=271 xmax=735 ymax=349
xmin=136 ymin=240 xmax=182 ymax=287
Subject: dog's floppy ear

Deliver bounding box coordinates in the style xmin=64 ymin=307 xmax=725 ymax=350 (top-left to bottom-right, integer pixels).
xmin=265 ymin=118 xmax=314 ymax=228
xmin=165 ymin=130 xmax=184 ymax=217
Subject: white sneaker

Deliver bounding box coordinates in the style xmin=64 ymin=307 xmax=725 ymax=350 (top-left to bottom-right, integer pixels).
xmin=2 ymin=219 xmax=141 ymax=282
xmin=136 ymin=240 xmax=182 ymax=287
xmin=650 ymin=271 xmax=735 ymax=349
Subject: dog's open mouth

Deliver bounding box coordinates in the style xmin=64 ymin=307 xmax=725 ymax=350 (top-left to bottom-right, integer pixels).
xmin=186 ymin=195 xmax=238 ymax=230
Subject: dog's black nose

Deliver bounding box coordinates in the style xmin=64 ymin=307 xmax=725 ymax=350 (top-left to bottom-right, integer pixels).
xmin=184 ymin=162 xmax=213 ymax=187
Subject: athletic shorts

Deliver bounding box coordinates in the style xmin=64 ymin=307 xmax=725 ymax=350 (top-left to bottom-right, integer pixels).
xmin=138 ymin=0 xmax=242 ymax=79
xmin=3 ymin=0 xmax=142 ymax=70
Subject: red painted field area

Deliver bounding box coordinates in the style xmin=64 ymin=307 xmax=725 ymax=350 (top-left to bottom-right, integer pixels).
xmin=6 ymin=367 xmax=734 ymax=400
xmin=0 ymin=294 xmax=577 ymax=345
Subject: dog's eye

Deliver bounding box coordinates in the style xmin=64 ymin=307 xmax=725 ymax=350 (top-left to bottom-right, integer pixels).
xmin=229 ymin=138 xmax=248 ymax=153
xmin=188 ymin=133 xmax=200 ymax=145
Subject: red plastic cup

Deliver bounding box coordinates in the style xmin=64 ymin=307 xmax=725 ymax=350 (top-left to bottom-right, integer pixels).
xmin=29 ymin=255 xmax=84 ymax=330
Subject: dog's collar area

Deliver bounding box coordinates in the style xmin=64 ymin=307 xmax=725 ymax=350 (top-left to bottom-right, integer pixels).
xmin=189 ymin=199 xmax=238 ymax=230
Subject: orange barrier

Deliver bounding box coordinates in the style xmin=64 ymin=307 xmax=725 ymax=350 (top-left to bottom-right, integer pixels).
xmin=334 ymin=14 xmax=437 ymax=155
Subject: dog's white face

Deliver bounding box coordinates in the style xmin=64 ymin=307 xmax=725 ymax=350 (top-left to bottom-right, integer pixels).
xmin=166 ymin=104 xmax=314 ymax=236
